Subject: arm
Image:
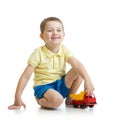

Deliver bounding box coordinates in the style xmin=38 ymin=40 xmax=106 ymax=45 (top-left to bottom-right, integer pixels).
xmin=8 ymin=64 xmax=34 ymax=110
xmin=68 ymin=56 xmax=94 ymax=95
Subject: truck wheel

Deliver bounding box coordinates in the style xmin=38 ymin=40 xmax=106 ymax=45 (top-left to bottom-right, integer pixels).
xmin=81 ymin=102 xmax=87 ymax=109
xmin=89 ymin=105 xmax=94 ymax=108
xmin=73 ymin=103 xmax=78 ymax=108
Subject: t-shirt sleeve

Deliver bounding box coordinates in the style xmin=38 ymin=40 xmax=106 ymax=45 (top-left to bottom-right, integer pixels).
xmin=62 ymin=45 xmax=73 ymax=62
xmin=27 ymin=48 xmax=40 ymax=68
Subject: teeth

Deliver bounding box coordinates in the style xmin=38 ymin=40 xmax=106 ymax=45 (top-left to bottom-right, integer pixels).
xmin=52 ymin=37 xmax=59 ymax=39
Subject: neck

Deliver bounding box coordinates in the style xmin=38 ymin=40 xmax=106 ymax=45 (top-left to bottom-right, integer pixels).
xmin=45 ymin=44 xmax=60 ymax=53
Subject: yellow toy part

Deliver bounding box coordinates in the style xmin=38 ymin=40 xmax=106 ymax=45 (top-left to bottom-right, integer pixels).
xmin=69 ymin=91 xmax=86 ymax=100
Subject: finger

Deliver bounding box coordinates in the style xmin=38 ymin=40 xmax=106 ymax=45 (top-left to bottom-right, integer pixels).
xmin=86 ymin=90 xmax=92 ymax=96
xmin=13 ymin=106 xmax=21 ymax=109
xmin=8 ymin=105 xmax=21 ymax=110
xmin=22 ymin=103 xmax=26 ymax=108
xmin=8 ymin=105 xmax=16 ymax=110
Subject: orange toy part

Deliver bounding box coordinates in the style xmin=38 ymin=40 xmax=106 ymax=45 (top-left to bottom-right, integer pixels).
xmin=69 ymin=91 xmax=86 ymax=100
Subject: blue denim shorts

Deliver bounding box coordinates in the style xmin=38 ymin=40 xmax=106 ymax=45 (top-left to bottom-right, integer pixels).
xmin=33 ymin=76 xmax=70 ymax=99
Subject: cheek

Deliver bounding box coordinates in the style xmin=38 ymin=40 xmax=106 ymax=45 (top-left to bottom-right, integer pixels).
xmin=43 ymin=33 xmax=50 ymax=39
xmin=61 ymin=32 xmax=65 ymax=37
xmin=61 ymin=34 xmax=65 ymax=39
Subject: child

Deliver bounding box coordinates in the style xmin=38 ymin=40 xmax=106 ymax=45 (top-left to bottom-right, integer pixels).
xmin=8 ymin=17 xmax=94 ymax=110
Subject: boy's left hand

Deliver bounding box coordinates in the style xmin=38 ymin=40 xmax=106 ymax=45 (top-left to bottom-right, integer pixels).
xmin=84 ymin=80 xmax=94 ymax=95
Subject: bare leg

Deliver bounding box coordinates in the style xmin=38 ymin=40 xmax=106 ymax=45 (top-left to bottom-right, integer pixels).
xmin=65 ymin=68 xmax=83 ymax=94
xmin=65 ymin=69 xmax=83 ymax=105
xmin=69 ymin=76 xmax=83 ymax=94
xmin=36 ymin=89 xmax=64 ymax=109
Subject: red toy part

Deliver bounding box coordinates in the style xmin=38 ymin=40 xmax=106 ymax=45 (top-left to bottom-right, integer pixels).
xmin=70 ymin=92 xmax=97 ymax=109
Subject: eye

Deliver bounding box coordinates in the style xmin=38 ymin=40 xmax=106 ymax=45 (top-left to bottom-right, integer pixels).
xmin=47 ymin=29 xmax=53 ymax=32
xmin=57 ymin=29 xmax=62 ymax=32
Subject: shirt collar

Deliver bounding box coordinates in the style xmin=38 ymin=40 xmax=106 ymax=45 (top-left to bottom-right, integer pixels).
xmin=43 ymin=45 xmax=63 ymax=57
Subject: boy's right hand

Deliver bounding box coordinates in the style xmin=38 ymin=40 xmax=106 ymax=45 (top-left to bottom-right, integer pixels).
xmin=8 ymin=99 xmax=26 ymax=110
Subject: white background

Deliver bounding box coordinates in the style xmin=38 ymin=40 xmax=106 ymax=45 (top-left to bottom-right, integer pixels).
xmin=0 ymin=0 xmax=120 ymax=120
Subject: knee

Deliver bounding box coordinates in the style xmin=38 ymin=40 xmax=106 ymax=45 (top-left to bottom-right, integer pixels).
xmin=37 ymin=95 xmax=64 ymax=109
xmin=72 ymin=75 xmax=83 ymax=83
xmin=51 ymin=95 xmax=64 ymax=109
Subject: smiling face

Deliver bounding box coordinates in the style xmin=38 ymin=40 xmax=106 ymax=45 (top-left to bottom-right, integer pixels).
xmin=40 ymin=21 xmax=65 ymax=48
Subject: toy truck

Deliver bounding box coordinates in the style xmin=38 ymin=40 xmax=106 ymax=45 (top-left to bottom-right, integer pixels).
xmin=69 ymin=91 xmax=97 ymax=109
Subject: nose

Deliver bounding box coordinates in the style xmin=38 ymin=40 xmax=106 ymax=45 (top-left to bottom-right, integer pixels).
xmin=53 ymin=30 xmax=57 ymax=34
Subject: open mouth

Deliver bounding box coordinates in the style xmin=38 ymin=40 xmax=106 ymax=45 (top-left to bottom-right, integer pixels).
xmin=51 ymin=37 xmax=60 ymax=40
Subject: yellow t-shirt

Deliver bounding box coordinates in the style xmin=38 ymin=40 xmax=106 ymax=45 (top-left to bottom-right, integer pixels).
xmin=28 ymin=44 xmax=73 ymax=87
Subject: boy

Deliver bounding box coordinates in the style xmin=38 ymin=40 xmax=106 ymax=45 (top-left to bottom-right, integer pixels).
xmin=8 ymin=17 xmax=94 ymax=110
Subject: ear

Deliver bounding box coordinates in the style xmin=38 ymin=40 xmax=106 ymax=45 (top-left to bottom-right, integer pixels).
xmin=40 ymin=34 xmax=44 ymax=40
